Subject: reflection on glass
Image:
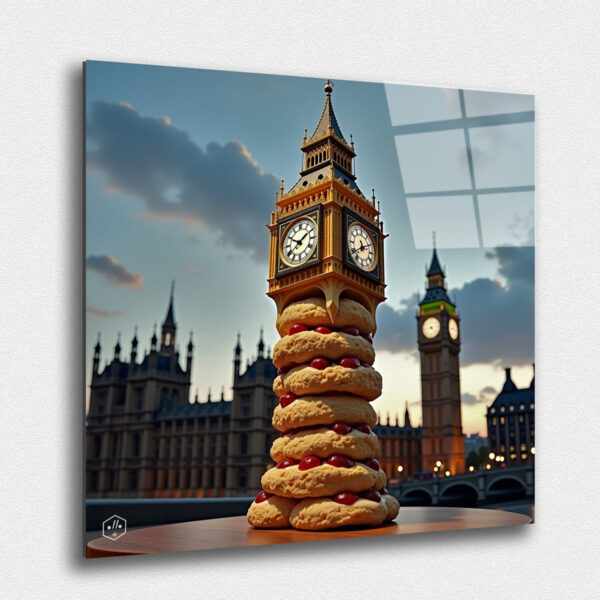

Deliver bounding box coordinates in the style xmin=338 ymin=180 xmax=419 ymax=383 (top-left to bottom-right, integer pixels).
xmin=407 ymin=195 xmax=479 ymax=249
xmin=463 ymin=90 xmax=534 ymax=117
xmin=394 ymin=130 xmax=471 ymax=193
xmin=385 ymin=84 xmax=461 ymax=126
xmin=478 ymin=192 xmax=534 ymax=247
xmin=470 ymin=123 xmax=534 ymax=189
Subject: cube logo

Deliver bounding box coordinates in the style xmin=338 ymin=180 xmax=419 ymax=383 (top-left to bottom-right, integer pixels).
xmin=102 ymin=515 xmax=127 ymax=541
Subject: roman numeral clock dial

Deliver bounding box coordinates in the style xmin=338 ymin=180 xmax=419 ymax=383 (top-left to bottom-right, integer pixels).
xmin=281 ymin=218 xmax=317 ymax=266
xmin=348 ymin=223 xmax=376 ymax=271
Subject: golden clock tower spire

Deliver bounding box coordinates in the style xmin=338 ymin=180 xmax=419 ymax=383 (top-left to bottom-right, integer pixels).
xmin=267 ymin=80 xmax=386 ymax=325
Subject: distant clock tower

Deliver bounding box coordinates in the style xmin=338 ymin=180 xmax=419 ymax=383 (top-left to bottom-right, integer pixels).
xmin=417 ymin=247 xmax=465 ymax=475
xmin=267 ymin=80 xmax=386 ymax=322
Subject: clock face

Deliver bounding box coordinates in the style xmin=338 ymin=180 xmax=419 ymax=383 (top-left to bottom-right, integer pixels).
xmin=347 ymin=223 xmax=377 ymax=271
xmin=281 ymin=218 xmax=318 ymax=266
xmin=448 ymin=318 xmax=459 ymax=340
xmin=422 ymin=317 xmax=440 ymax=339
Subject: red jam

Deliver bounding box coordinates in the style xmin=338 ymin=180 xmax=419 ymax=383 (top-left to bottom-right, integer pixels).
xmin=276 ymin=458 xmax=298 ymax=469
xmin=255 ymin=491 xmax=272 ymax=503
xmin=379 ymin=488 xmax=389 ymax=495
xmin=310 ymin=357 xmax=331 ymax=370
xmin=360 ymin=458 xmax=380 ymax=471
xmin=333 ymin=492 xmax=359 ymax=505
xmin=279 ymin=392 xmax=296 ymax=408
xmin=315 ymin=326 xmax=333 ymax=334
xmin=326 ymin=455 xmax=355 ymax=468
xmin=298 ymin=455 xmax=322 ymax=470
xmin=356 ymin=424 xmax=371 ymax=434
xmin=287 ymin=323 xmax=372 ymax=338
xmin=330 ymin=422 xmax=352 ymax=435
xmin=341 ymin=326 xmax=361 ymax=336
xmin=359 ymin=490 xmax=381 ymax=502
xmin=277 ymin=366 xmax=289 ymax=376
xmin=339 ymin=357 xmax=361 ymax=369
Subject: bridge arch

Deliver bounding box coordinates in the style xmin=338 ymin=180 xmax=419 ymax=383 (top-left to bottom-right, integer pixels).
xmin=486 ymin=476 xmax=527 ymax=501
xmin=438 ymin=482 xmax=479 ymax=507
xmin=401 ymin=488 xmax=433 ymax=506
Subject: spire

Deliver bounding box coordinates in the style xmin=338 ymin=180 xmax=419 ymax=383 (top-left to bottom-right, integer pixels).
xmin=233 ymin=333 xmax=242 ymax=378
xmin=257 ymin=327 xmax=265 ymax=359
xmin=308 ymin=80 xmax=347 ymax=144
xmin=164 ymin=280 xmax=176 ymax=326
xmin=94 ymin=332 xmax=101 ymax=354
xmin=501 ymin=367 xmax=517 ymax=393
xmin=131 ymin=325 xmax=138 ymax=348
xmin=187 ymin=331 xmax=194 ymax=353
xmin=404 ymin=402 xmax=412 ymax=428
xmin=151 ymin=323 xmax=157 ymax=351
xmin=427 ymin=247 xmax=445 ymax=277
xmin=114 ymin=332 xmax=121 ymax=360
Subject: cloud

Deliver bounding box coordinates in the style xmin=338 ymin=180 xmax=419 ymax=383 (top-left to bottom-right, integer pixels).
xmin=375 ymin=246 xmax=534 ymax=367
xmin=462 ymin=386 xmax=497 ymax=406
xmin=86 ymin=101 xmax=280 ymax=262
xmin=87 ymin=305 xmax=124 ymax=317
xmin=374 ymin=293 xmax=420 ymax=354
xmin=86 ymin=254 xmax=143 ymax=288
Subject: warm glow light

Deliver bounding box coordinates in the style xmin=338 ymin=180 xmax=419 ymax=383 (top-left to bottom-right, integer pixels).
xmin=468 ymin=466 xmax=474 ymax=472
xmin=486 ymin=464 xmax=491 ymax=470
xmin=397 ymin=465 xmax=404 ymax=473
xmin=435 ymin=460 xmax=442 ymax=467
xmin=531 ymin=446 xmax=535 ymax=455
xmin=433 ymin=467 xmax=438 ymax=472
xmin=495 ymin=456 xmax=501 ymax=462
xmin=445 ymin=470 xmax=450 ymax=477
xmin=489 ymin=452 xmax=495 ymax=459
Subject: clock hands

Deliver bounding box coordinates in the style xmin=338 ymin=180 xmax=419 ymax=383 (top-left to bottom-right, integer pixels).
xmin=286 ymin=230 xmax=310 ymax=258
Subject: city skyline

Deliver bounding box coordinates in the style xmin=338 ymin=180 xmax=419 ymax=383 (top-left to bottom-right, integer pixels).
xmin=86 ymin=62 xmax=534 ymax=436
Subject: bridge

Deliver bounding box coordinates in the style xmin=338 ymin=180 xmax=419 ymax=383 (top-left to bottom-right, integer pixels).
xmin=389 ymin=464 xmax=534 ymax=507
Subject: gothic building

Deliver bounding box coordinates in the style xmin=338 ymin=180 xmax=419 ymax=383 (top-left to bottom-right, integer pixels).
xmin=417 ymin=247 xmax=465 ymax=475
xmin=86 ymin=286 xmax=278 ymax=498
xmin=486 ymin=366 xmax=535 ymax=465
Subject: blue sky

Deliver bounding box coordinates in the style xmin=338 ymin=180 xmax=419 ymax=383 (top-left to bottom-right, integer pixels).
xmin=85 ymin=61 xmax=534 ymax=434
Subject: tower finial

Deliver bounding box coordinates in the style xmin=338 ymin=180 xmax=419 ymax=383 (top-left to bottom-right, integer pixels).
xmin=324 ymin=79 xmax=333 ymax=95
xmin=432 ymin=231 xmax=436 ymax=249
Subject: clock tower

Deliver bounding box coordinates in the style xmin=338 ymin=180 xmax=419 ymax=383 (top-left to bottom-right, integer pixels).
xmin=417 ymin=247 xmax=465 ymax=475
xmin=267 ymin=80 xmax=386 ymax=323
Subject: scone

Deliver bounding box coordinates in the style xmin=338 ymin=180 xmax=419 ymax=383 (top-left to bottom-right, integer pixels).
xmin=247 ymin=492 xmax=298 ymax=529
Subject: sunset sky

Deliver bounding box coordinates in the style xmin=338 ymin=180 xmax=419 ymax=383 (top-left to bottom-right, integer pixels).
xmin=85 ymin=61 xmax=534 ymax=436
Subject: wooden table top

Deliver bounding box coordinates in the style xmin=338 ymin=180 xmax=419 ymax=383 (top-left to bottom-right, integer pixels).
xmin=86 ymin=507 xmax=529 ymax=558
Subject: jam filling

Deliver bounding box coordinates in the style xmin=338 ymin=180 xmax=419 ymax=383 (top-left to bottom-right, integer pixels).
xmin=277 ymin=356 xmax=374 ymax=374
xmin=255 ymin=490 xmax=272 ymax=503
xmin=279 ymin=422 xmax=372 ymax=438
xmin=288 ymin=323 xmax=373 ymax=344
xmin=333 ymin=490 xmax=382 ymax=505
xmin=274 ymin=455 xmax=380 ymax=471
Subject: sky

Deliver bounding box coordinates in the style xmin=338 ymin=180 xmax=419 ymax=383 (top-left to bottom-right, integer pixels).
xmin=85 ymin=61 xmax=534 ymax=436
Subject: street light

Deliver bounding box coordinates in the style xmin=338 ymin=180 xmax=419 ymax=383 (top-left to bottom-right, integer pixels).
xmin=531 ymin=446 xmax=535 ymax=455
xmin=486 ymin=464 xmax=491 ymax=470
xmin=435 ymin=460 xmax=442 ymax=468
xmin=489 ymin=452 xmax=495 ymax=460
xmin=445 ymin=470 xmax=450 ymax=477
xmin=397 ymin=465 xmax=404 ymax=473
xmin=468 ymin=465 xmax=475 ymax=472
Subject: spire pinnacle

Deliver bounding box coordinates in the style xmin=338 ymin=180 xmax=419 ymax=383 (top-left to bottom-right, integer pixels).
xmin=164 ymin=280 xmax=176 ymax=325
xmin=308 ymin=80 xmax=346 ymax=143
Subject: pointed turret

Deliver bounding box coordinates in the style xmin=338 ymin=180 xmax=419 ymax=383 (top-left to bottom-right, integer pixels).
xmin=160 ymin=281 xmax=176 ymax=352
xmin=150 ymin=323 xmax=158 ymax=352
xmin=233 ymin=333 xmax=242 ymax=379
xmin=186 ymin=331 xmax=194 ymax=373
xmin=420 ymin=245 xmax=453 ymax=308
xmin=404 ymin=402 xmax=412 ymax=428
xmin=308 ymin=80 xmax=347 ymax=144
xmin=113 ymin=332 xmax=122 ymax=361
xmin=501 ymin=367 xmax=517 ymax=393
xmin=257 ymin=327 xmax=265 ymax=359
xmin=93 ymin=333 xmax=101 ymax=374
xmin=130 ymin=326 xmax=138 ymax=363
xmin=427 ymin=247 xmax=445 ymax=278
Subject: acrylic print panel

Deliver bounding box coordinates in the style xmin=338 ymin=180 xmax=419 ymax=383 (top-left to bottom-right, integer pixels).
xmin=85 ymin=62 xmax=534 ymax=558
